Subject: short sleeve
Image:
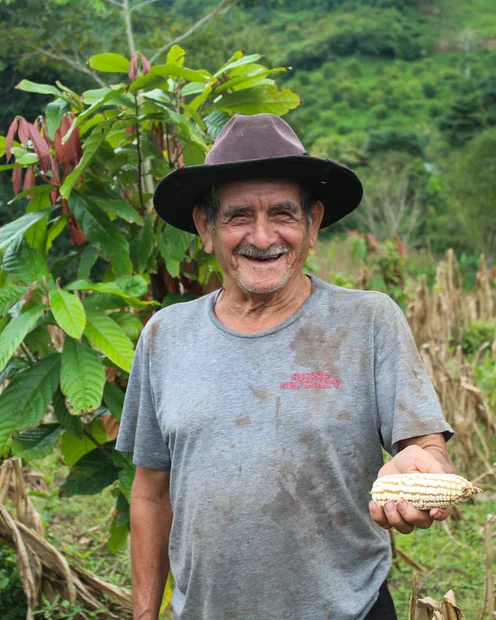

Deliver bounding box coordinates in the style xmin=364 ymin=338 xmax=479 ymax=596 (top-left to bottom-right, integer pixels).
xmin=115 ymin=325 xmax=171 ymax=471
xmin=374 ymin=301 xmax=454 ymax=456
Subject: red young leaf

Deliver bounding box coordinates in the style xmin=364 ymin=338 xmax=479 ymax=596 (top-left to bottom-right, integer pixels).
xmin=51 ymin=157 xmax=60 ymax=186
xmin=12 ymin=166 xmax=22 ymax=194
xmin=23 ymin=167 xmax=36 ymax=198
xmin=128 ymin=52 xmax=138 ymax=81
xmin=24 ymin=283 xmax=36 ymax=305
xmin=140 ymin=52 xmax=151 ymax=74
xmin=394 ymin=235 xmax=406 ymax=256
xmin=5 ymin=117 xmax=19 ymax=162
xmin=28 ymin=123 xmax=51 ymax=173
xmin=50 ymin=189 xmax=58 ymax=205
xmin=18 ymin=117 xmax=30 ymax=146
xmin=69 ymin=215 xmax=87 ymax=245
xmin=54 ymin=116 xmax=82 ymax=166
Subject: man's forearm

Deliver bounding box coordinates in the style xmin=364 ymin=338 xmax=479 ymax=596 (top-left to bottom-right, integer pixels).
xmin=131 ymin=496 xmax=172 ymax=619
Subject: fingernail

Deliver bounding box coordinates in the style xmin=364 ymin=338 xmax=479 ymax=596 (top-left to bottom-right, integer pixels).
xmin=397 ymin=500 xmax=407 ymax=510
xmin=369 ymin=501 xmax=377 ymax=512
xmin=385 ymin=501 xmax=395 ymax=513
xmin=431 ymin=510 xmax=442 ymax=519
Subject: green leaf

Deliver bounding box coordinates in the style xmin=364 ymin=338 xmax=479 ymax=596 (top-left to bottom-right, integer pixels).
xmin=214 ymin=52 xmax=261 ymax=77
xmin=93 ymin=197 xmax=144 ymax=225
xmin=16 ymin=79 xmax=63 ymax=97
xmin=0 ymin=285 xmax=27 ymax=316
xmin=2 ymin=237 xmax=51 ymax=284
xmin=63 ymin=87 xmax=127 ymax=144
xmin=60 ymin=419 xmax=108 ymax=467
xmin=60 ymin=125 xmax=111 ymax=199
xmin=84 ymin=310 xmax=134 ymax=373
xmin=0 ymin=164 xmax=23 ymax=172
xmin=61 ymin=448 xmax=119 ymax=497
xmin=0 ymin=208 xmax=55 ymax=250
xmin=69 ymin=195 xmax=132 ymax=277
xmin=0 ymin=354 xmax=61 ymax=454
xmin=0 ymin=305 xmax=46 ymax=375
xmin=88 ymin=53 xmax=130 ymax=73
xmin=158 ymin=224 xmax=194 ymax=277
xmin=107 ymin=518 xmax=129 ymax=552
xmin=17 ymin=152 xmax=39 ymax=165
xmin=142 ymin=89 xmax=172 ymax=105
xmin=77 ymin=246 xmax=99 ymax=280
xmin=12 ymin=424 xmax=61 ymax=460
xmin=103 ymin=381 xmax=125 ymax=421
xmin=67 ymin=276 xmax=149 ymax=302
xmin=210 ymin=85 xmax=301 ymax=116
xmin=46 ymin=214 xmax=70 ymax=253
xmin=8 ymin=184 xmax=54 ymax=204
xmin=151 ymin=63 xmax=212 ymax=83
xmin=166 ymin=45 xmax=185 ymax=66
xmin=49 ymin=289 xmax=86 ymax=339
xmin=53 ymin=389 xmax=83 ymax=438
xmin=110 ymin=311 xmax=143 ymax=342
xmin=61 ymin=337 xmax=105 ymax=413
xmin=24 ymin=325 xmax=53 ymax=359
xmin=130 ymin=216 xmax=154 ymax=274
xmin=128 ymin=73 xmax=168 ymax=93
xmin=370 ymin=273 xmax=388 ymax=292
xmin=25 ymin=192 xmax=52 ymax=256
xmin=0 ymin=135 xmax=6 ymax=158
xmin=113 ymin=451 xmax=135 ymax=501
xmin=46 ymin=100 xmax=69 ymax=140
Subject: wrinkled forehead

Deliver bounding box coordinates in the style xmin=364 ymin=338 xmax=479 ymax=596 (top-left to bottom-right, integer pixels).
xmin=217 ymin=178 xmax=303 ymax=209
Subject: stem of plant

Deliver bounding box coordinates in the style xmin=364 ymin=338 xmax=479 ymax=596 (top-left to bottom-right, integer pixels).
xmin=134 ymin=95 xmax=146 ymax=217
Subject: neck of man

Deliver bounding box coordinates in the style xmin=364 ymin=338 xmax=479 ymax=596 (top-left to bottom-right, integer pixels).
xmin=214 ymin=272 xmax=312 ymax=334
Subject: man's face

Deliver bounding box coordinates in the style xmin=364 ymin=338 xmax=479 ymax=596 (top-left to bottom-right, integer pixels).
xmin=194 ymin=178 xmax=323 ymax=296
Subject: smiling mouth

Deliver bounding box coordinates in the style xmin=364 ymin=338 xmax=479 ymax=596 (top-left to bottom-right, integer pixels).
xmin=241 ymin=254 xmax=285 ymax=264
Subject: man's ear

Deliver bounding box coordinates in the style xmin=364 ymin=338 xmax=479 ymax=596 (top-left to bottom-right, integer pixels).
xmin=192 ymin=207 xmax=214 ymax=254
xmin=309 ymin=201 xmax=324 ymax=248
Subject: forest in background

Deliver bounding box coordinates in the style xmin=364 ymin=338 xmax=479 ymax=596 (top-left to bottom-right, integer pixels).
xmin=1 ymin=0 xmax=495 ymax=260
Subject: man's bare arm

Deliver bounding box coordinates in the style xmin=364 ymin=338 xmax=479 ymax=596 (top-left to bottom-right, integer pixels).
xmin=131 ymin=466 xmax=172 ymax=620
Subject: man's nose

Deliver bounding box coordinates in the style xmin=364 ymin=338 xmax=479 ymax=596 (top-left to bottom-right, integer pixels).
xmin=247 ymin=216 xmax=278 ymax=250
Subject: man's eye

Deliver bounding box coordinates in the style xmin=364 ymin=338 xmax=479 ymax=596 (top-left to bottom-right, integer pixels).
xmin=274 ymin=211 xmax=294 ymax=220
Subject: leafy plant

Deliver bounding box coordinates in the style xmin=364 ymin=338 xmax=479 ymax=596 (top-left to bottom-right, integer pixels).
xmin=0 ymin=46 xmax=300 ymax=551
xmin=0 ymin=545 xmax=26 ymax=620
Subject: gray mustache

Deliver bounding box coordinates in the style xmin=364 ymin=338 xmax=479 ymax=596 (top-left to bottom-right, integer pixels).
xmin=236 ymin=246 xmax=289 ymax=259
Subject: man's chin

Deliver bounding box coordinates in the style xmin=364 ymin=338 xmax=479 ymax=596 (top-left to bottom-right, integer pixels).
xmin=235 ymin=273 xmax=291 ymax=296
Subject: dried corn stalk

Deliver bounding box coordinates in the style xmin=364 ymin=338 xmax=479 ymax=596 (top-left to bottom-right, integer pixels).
xmin=0 ymin=458 xmax=133 ymax=618
xmin=409 ymin=571 xmax=466 ymax=620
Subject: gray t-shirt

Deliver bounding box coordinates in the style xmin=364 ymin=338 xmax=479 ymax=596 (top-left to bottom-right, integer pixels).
xmin=116 ymin=275 xmax=453 ymax=620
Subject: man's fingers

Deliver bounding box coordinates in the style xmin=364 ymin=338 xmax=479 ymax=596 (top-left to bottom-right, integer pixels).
xmin=369 ymin=501 xmax=392 ymax=529
xmin=396 ymin=500 xmax=433 ymax=529
xmin=382 ymin=500 xmax=415 ymax=534
xmin=429 ymin=507 xmax=451 ymax=521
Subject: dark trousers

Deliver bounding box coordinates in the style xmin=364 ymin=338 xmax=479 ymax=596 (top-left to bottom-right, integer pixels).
xmin=364 ymin=580 xmax=397 ymax=620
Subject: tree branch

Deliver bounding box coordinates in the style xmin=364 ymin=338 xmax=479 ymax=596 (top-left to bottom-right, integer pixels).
xmin=26 ymin=44 xmax=108 ymax=88
xmin=122 ymin=0 xmax=136 ymax=56
xmin=149 ymin=0 xmax=240 ymax=64
xmin=129 ymin=0 xmax=159 ymax=12
xmin=105 ymin=0 xmax=123 ymax=6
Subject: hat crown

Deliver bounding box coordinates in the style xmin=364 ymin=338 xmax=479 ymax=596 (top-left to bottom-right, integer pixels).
xmin=205 ymin=114 xmax=307 ymax=165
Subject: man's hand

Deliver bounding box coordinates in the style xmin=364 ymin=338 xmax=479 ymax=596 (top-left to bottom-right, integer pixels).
xmin=369 ymin=435 xmax=454 ymax=535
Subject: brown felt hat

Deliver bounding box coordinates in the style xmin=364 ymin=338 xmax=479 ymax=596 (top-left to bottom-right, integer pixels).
xmin=153 ymin=113 xmax=363 ymax=234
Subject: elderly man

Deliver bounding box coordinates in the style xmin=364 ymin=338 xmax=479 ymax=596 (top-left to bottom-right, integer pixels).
xmin=116 ymin=114 xmax=454 ymax=620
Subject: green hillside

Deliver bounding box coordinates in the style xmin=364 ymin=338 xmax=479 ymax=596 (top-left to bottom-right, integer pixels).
xmin=1 ymin=0 xmax=495 ymax=255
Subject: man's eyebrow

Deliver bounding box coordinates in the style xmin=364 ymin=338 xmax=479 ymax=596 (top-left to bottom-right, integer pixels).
xmin=270 ymin=202 xmax=299 ymax=213
xmin=221 ymin=205 xmax=252 ymax=219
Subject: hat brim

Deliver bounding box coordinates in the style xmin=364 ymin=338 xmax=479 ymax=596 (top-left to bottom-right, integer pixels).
xmin=153 ymin=155 xmax=363 ymax=234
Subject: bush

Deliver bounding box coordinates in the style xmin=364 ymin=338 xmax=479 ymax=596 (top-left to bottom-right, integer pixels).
xmin=462 ymin=319 xmax=496 ymax=354
xmin=0 ymin=545 xmax=26 ymax=620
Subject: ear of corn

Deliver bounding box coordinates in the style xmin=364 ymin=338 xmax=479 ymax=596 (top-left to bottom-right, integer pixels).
xmin=370 ymin=473 xmax=482 ymax=510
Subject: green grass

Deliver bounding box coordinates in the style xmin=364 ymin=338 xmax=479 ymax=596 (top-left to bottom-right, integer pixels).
xmin=391 ymin=497 xmax=495 ymax=617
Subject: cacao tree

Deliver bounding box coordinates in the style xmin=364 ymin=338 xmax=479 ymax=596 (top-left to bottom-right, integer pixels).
xmin=0 ymin=45 xmax=300 ymax=550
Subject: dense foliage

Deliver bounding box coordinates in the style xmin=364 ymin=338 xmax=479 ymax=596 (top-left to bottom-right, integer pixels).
xmin=0 ymin=45 xmax=300 ymax=549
